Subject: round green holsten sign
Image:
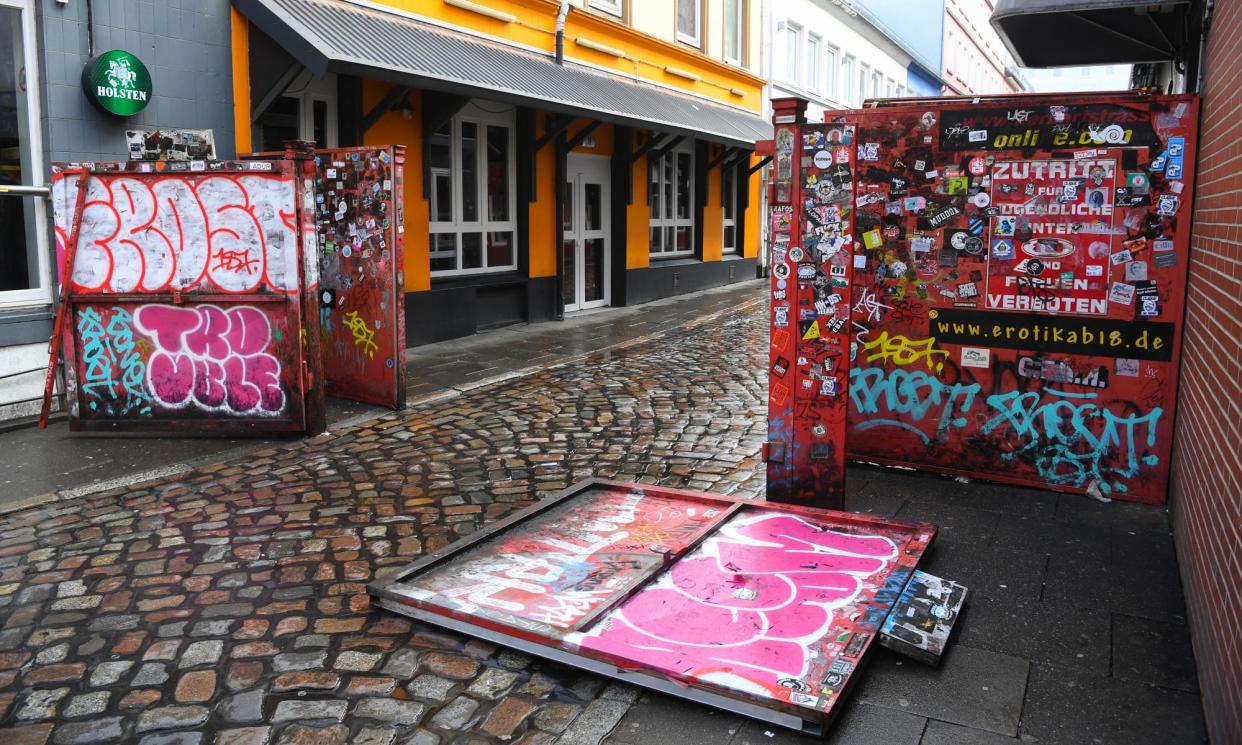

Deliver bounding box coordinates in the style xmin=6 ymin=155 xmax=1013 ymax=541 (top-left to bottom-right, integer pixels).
xmin=81 ymin=50 xmax=152 ymax=117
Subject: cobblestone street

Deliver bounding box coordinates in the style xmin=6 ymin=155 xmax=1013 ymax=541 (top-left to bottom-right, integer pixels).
xmin=0 ymin=284 xmax=1205 ymax=745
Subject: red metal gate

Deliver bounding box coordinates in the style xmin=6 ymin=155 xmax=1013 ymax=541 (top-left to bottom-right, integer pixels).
xmin=766 ymin=99 xmax=858 ymax=508
xmin=836 ymin=92 xmax=1197 ymax=504
xmin=49 ymin=157 xmax=325 ymax=433
xmin=311 ymin=146 xmax=407 ymax=409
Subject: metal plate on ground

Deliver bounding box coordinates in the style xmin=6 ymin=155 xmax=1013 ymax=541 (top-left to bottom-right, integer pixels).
xmin=370 ymin=479 xmax=936 ymax=734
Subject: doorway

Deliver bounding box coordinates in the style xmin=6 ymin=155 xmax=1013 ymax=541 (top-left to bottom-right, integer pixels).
xmin=562 ymin=154 xmax=611 ymax=312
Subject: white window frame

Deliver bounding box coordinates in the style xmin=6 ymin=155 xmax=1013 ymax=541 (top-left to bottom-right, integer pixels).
xmin=841 ymin=54 xmax=855 ymax=105
xmin=824 ymin=44 xmax=839 ymax=100
xmin=676 ymin=0 xmax=702 ymax=47
xmin=648 ymin=140 xmax=695 ymax=259
xmin=587 ymin=0 xmax=623 ymax=18
xmin=429 ymin=102 xmax=519 ymax=277
xmin=721 ymin=165 xmax=738 ymax=255
xmin=806 ymin=33 xmax=821 ymax=93
xmin=723 ymin=0 xmax=743 ymax=66
xmin=858 ymin=62 xmax=870 ymax=105
xmin=0 ymin=0 xmax=50 ymax=309
xmin=257 ymin=70 xmax=339 ymax=150
xmin=782 ymin=21 xmax=802 ymax=85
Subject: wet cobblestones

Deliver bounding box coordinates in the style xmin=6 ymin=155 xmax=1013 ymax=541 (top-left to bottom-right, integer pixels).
xmin=0 ymin=297 xmax=767 ymax=744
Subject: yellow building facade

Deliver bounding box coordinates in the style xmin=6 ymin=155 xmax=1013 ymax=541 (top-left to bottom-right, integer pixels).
xmin=230 ymin=0 xmax=769 ymax=343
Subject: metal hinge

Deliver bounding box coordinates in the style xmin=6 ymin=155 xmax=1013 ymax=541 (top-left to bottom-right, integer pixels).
xmin=761 ymin=441 xmax=786 ymax=463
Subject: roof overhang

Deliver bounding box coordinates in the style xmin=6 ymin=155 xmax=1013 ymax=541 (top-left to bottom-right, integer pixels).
xmin=232 ymin=0 xmax=771 ymax=147
xmin=991 ymin=0 xmax=1195 ymax=67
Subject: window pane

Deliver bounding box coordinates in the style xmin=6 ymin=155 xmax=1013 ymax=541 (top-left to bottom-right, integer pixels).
xmin=666 ymin=227 xmax=675 ymax=253
xmin=584 ymin=183 xmax=602 ymax=232
xmin=564 ymin=180 xmax=574 ymax=231
xmin=724 ymin=0 xmax=741 ymax=61
xmin=675 ymin=226 xmax=691 ymax=252
xmin=312 ymin=99 xmax=327 ymax=146
xmin=677 ymin=0 xmax=698 ymax=39
xmin=562 ymin=237 xmax=576 ymax=304
xmin=0 ymin=6 xmax=38 ymax=291
xmin=784 ymin=27 xmax=798 ymax=82
xmin=825 ymin=48 xmax=837 ymax=97
xmin=648 ymin=157 xmax=660 ymax=219
xmin=460 ymin=121 xmax=478 ymax=222
xmin=430 ymin=233 xmax=457 ymax=273
xmin=462 ymin=231 xmax=483 ymax=269
xmin=662 ymin=155 xmax=674 ymax=220
xmin=487 ymin=231 xmax=513 ymax=268
xmin=807 ymin=38 xmax=820 ymax=91
xmin=430 ymin=122 xmax=453 ymax=222
xmin=650 ymin=226 xmax=662 ymax=252
xmin=723 ymin=225 xmax=736 ymax=252
xmin=675 ymin=152 xmax=691 ymax=220
xmin=584 ymin=238 xmax=605 ymax=302
xmin=258 ymin=96 xmax=300 ymax=153
xmin=486 ymin=125 xmax=509 ymax=222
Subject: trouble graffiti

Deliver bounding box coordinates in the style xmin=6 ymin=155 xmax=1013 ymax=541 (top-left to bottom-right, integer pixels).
xmin=343 ymin=311 xmax=378 ymax=359
xmin=133 ymin=304 xmax=286 ymax=415
xmin=850 ymin=366 xmax=980 ymax=444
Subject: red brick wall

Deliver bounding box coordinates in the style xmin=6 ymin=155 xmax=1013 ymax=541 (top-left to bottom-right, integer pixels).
xmin=1171 ymin=2 xmax=1242 ymax=743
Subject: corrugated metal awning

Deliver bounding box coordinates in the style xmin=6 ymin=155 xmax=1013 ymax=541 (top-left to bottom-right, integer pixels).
xmin=233 ymin=0 xmax=771 ymax=147
xmin=991 ymin=0 xmax=1195 ymax=67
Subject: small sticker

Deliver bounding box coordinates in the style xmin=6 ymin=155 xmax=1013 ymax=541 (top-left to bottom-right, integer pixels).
xmin=1110 ymin=250 xmax=1134 ymax=266
xmin=853 ymin=254 xmax=867 ymax=269
xmin=1085 ymin=264 xmax=1104 ymax=277
xmin=1109 ymin=282 xmax=1136 ymax=305
xmin=968 ymin=129 xmax=988 ymax=142
xmin=1115 ymin=358 xmax=1140 ymax=377
xmin=813 ymin=150 xmax=832 ymax=168
xmin=961 ymin=347 xmax=990 ymax=368
xmin=1124 ymin=261 xmax=1148 ymax=282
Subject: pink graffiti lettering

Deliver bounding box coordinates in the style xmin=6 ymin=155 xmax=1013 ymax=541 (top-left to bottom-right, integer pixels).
xmin=51 ymin=173 xmax=299 ymax=294
xmin=134 ymin=305 xmax=286 ymax=415
xmin=571 ymin=512 xmax=897 ymax=695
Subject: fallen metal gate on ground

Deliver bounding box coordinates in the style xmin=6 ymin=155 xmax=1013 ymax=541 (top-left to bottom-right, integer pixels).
xmin=48 ymin=156 xmax=326 ymax=433
xmin=370 ymin=479 xmax=935 ymax=735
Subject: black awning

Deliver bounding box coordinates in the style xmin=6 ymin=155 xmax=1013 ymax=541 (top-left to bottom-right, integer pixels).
xmin=233 ymin=0 xmax=771 ymax=147
xmin=991 ymin=0 xmax=1195 ymax=67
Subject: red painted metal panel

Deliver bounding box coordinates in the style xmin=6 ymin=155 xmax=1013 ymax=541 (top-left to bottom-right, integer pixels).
xmin=49 ymin=160 xmax=323 ymax=432
xmin=312 ymin=146 xmax=408 ymax=409
xmin=839 ymin=93 xmax=1198 ymax=504
xmin=372 ymin=480 xmax=935 ymax=733
xmin=766 ymin=99 xmax=858 ymax=508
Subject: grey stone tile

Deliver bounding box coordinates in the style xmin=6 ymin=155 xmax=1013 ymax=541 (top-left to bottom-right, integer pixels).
xmin=856 ymin=646 xmax=1029 ymax=736
xmin=955 ymin=595 xmax=1111 ymax=675
xmin=919 ymin=721 xmax=1019 ymax=745
xmin=894 ymin=501 xmax=1003 ymax=552
xmin=1021 ymin=663 xmax=1206 ymax=745
xmin=723 ymin=702 xmax=925 ymax=745
xmin=609 ymin=693 xmax=742 ymax=745
xmin=1043 ymin=554 xmax=1186 ymax=623
xmin=1111 ymin=614 xmax=1199 ymax=693
xmin=918 ymin=543 xmax=1047 ymax=603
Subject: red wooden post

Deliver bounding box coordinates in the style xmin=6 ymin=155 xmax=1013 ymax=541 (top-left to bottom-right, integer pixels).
xmin=765 ymin=98 xmax=856 ymax=508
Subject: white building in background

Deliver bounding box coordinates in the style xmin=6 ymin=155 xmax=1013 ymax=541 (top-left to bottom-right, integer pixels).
xmin=943 ymin=0 xmax=1026 ymax=94
xmin=1021 ymin=65 xmax=1133 ymax=93
xmin=762 ymin=0 xmax=936 ymax=122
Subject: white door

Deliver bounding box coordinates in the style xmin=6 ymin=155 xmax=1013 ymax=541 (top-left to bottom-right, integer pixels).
xmin=563 ymin=154 xmax=611 ymax=312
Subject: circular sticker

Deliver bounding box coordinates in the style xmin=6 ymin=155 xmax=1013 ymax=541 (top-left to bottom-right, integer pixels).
xmin=968 ymin=157 xmax=987 ymax=176
xmin=972 ymin=192 xmax=991 ymax=208
xmin=789 ymin=247 xmax=805 ymax=262
xmin=773 ymin=262 xmax=791 ymax=280
xmin=342 ymin=246 xmax=352 ymax=258
xmin=813 ymin=150 xmax=832 ymax=169
xmin=776 ymin=278 xmax=787 ymax=290
xmin=1026 ymin=258 xmax=1046 ymax=276
xmin=920 ymin=111 xmax=937 ymax=128
xmin=951 ymin=231 xmax=968 ymax=250
xmin=963 ymin=237 xmax=984 ymax=255
xmin=812 ymin=424 xmax=827 ymax=437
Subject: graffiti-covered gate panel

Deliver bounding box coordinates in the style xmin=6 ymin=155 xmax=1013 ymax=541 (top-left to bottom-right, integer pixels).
xmin=372 ymin=479 xmax=936 ymax=735
xmin=312 ymin=146 xmax=407 ymax=409
xmin=50 ymin=160 xmax=323 ymax=432
xmin=841 ymin=93 xmax=1197 ymax=504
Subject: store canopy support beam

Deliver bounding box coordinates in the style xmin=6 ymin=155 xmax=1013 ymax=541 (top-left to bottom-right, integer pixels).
xmin=360 ymin=85 xmax=411 ymax=135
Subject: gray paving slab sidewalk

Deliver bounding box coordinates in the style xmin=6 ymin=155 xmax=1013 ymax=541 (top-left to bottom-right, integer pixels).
xmin=0 ymin=281 xmax=764 ymax=510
